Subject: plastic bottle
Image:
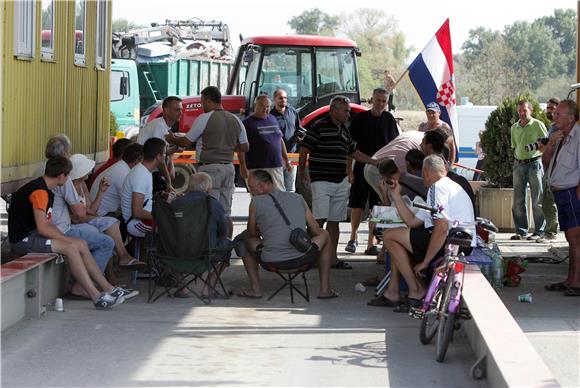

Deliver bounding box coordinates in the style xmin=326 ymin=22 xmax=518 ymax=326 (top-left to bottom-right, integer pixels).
xmin=491 ymin=243 xmax=504 ymax=290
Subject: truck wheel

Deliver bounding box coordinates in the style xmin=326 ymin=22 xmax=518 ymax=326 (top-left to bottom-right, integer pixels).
xmin=173 ymin=164 xmax=195 ymax=195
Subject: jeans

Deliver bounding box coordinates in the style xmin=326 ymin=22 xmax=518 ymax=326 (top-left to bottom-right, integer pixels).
xmin=65 ymin=223 xmax=114 ymax=272
xmin=512 ymin=159 xmax=545 ymax=236
xmin=283 ymin=165 xmax=296 ymax=192
xmin=542 ymin=178 xmax=559 ymax=236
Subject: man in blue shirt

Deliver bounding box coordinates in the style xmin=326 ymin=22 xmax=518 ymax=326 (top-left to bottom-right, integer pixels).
xmin=271 ymin=88 xmax=306 ymax=191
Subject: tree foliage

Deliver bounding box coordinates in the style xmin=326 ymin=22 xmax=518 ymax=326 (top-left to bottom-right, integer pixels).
xmin=457 ymin=8 xmax=576 ymax=105
xmin=480 ymin=94 xmax=549 ymax=188
xmin=287 ymin=8 xmax=339 ymax=36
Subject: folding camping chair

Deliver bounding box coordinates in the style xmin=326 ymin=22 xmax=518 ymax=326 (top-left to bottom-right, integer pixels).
xmin=148 ymin=194 xmax=232 ymax=304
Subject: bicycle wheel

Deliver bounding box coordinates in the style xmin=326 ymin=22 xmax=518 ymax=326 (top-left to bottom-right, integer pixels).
xmin=436 ymin=268 xmax=457 ymax=362
xmin=419 ymin=287 xmax=442 ymax=345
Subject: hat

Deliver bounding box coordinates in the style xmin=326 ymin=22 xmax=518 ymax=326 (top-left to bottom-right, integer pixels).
xmin=69 ymin=154 xmax=96 ymax=180
xmin=426 ymin=102 xmax=441 ymax=113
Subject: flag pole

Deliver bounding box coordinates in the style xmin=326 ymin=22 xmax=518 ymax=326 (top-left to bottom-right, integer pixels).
xmin=391 ymin=69 xmax=409 ymax=91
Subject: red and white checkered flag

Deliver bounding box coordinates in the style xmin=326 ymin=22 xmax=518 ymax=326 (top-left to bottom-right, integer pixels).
xmin=436 ymin=80 xmax=456 ymax=107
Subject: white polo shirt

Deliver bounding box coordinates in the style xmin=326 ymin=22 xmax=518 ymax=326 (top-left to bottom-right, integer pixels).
xmin=137 ymin=117 xmax=171 ymax=145
xmin=90 ymin=160 xmax=131 ymax=216
xmin=424 ymin=176 xmax=474 ymax=229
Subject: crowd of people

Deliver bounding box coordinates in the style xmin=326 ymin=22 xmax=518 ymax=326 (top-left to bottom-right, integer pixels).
xmin=7 ymin=84 xmax=580 ymax=311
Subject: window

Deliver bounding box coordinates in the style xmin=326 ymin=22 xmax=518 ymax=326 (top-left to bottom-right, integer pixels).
xmin=74 ymin=0 xmax=86 ymax=65
xmin=95 ymin=0 xmax=107 ymax=69
xmin=315 ymin=48 xmax=357 ymax=98
xmin=260 ymin=47 xmax=313 ymax=109
xmin=41 ymin=0 xmax=54 ymax=60
xmin=13 ymin=0 xmax=36 ymax=58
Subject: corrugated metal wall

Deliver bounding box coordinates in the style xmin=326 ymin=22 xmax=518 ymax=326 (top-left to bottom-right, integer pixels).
xmin=1 ymin=0 xmax=111 ymax=192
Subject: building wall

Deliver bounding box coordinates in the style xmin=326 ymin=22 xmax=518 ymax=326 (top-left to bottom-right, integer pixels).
xmin=1 ymin=0 xmax=111 ymax=193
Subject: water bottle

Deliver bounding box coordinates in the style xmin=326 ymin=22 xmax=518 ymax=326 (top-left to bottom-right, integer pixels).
xmin=491 ymin=244 xmax=504 ymax=290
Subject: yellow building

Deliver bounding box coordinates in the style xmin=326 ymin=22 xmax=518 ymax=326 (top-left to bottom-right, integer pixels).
xmin=1 ymin=0 xmax=112 ymax=195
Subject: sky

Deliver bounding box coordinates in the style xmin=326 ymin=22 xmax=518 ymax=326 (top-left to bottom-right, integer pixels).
xmin=112 ymin=0 xmax=576 ymax=58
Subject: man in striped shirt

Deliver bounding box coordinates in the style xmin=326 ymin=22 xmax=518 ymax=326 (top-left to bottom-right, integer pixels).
xmin=299 ymin=96 xmax=378 ymax=269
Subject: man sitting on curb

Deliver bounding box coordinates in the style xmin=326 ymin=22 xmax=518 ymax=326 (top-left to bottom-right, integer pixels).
xmin=8 ymin=156 xmax=130 ymax=309
xmin=368 ymin=155 xmax=474 ymax=310
xmin=236 ymin=170 xmax=337 ymax=299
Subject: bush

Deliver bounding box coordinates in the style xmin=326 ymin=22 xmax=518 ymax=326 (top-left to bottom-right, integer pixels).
xmin=480 ymin=94 xmax=549 ymax=188
xmin=110 ymin=111 xmax=119 ymax=136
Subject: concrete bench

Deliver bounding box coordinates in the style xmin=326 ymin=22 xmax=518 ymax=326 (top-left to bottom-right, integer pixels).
xmin=1 ymin=253 xmax=65 ymax=331
xmin=461 ymin=264 xmax=560 ymax=387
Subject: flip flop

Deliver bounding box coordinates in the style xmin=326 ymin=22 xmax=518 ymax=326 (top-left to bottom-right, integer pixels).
xmin=367 ymin=295 xmax=401 ymax=307
xmin=393 ymin=297 xmax=422 ymax=313
xmin=331 ymin=260 xmax=352 ymax=270
xmin=236 ymin=289 xmax=262 ymax=299
xmin=118 ymin=258 xmax=147 ymax=269
xmin=544 ymin=282 xmax=568 ymax=292
xmin=317 ymin=291 xmax=339 ymax=299
xmin=564 ymin=287 xmax=580 ymax=297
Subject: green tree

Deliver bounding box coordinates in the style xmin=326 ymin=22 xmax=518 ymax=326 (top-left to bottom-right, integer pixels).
xmin=339 ymin=9 xmax=410 ymax=101
xmin=112 ymin=18 xmax=147 ymax=33
xmin=536 ymin=8 xmax=577 ymax=75
xmin=287 ymin=8 xmax=339 ymax=36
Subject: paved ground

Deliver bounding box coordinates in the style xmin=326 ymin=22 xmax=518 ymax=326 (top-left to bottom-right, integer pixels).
xmin=1 ymin=191 xmax=579 ymax=387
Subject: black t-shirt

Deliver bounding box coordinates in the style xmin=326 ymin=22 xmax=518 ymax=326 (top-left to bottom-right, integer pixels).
xmin=301 ymin=118 xmax=357 ymax=183
xmin=8 ymin=177 xmax=54 ymax=243
xmin=348 ymin=110 xmax=399 ymax=157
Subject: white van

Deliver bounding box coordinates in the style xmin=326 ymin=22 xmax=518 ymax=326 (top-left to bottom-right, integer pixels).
xmin=455 ymin=105 xmax=496 ymax=180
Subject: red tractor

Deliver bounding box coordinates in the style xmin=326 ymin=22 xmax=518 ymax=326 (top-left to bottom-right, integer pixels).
xmin=143 ymin=35 xmax=368 ymax=191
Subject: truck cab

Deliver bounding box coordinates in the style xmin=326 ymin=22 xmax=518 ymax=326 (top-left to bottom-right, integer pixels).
xmin=145 ymin=35 xmax=366 ymax=131
xmin=110 ymin=59 xmax=140 ymax=135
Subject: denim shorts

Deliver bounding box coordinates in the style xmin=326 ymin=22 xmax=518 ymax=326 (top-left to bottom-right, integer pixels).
xmin=10 ymin=231 xmax=53 ymax=256
xmin=553 ymin=187 xmax=580 ymax=232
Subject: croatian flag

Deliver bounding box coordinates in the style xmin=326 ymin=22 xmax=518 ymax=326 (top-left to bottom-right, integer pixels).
xmin=408 ymin=19 xmax=459 ymax=153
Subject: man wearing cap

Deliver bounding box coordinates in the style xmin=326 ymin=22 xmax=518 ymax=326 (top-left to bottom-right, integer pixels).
xmin=418 ymin=102 xmax=456 ymax=163
xmin=510 ymin=100 xmax=547 ymax=241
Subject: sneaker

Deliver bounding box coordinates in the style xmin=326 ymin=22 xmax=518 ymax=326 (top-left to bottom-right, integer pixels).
xmin=527 ymin=233 xmax=542 ymax=241
xmin=510 ymin=234 xmax=525 ymax=240
xmin=345 ymin=240 xmax=358 ymax=253
xmin=111 ymin=287 xmax=139 ymax=301
xmin=536 ymin=234 xmax=557 ymax=243
xmin=94 ymin=292 xmax=125 ymax=310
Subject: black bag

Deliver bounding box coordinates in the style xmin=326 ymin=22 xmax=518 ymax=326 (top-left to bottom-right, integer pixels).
xmin=269 ymin=193 xmax=312 ymax=252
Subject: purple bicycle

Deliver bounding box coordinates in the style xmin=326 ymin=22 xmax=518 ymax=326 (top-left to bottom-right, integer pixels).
xmin=411 ymin=201 xmax=497 ymax=362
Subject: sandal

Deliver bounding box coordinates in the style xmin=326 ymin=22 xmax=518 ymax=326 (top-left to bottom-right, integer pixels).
xmin=544 ymin=282 xmax=568 ymax=292
xmin=331 ymin=260 xmax=352 ymax=270
xmin=317 ymin=291 xmax=339 ymax=299
xmin=119 ymin=258 xmax=147 ymax=270
xmin=393 ymin=297 xmax=422 ymax=313
xmin=236 ymin=289 xmax=262 ymax=299
xmin=564 ymin=287 xmax=580 ymax=297
xmin=367 ymin=295 xmax=401 ymax=307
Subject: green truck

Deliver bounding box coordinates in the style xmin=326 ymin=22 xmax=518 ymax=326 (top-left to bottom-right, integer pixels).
xmin=110 ymin=19 xmax=234 ymax=136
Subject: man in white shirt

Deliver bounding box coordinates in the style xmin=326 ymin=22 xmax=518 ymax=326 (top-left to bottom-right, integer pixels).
xmin=368 ymin=154 xmax=474 ymax=308
xmin=121 ymin=138 xmax=165 ymax=238
xmin=137 ymin=96 xmax=183 ymax=191
xmin=90 ymin=143 xmax=143 ymax=216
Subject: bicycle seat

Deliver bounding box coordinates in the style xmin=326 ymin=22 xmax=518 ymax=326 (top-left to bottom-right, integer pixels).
xmin=447 ymin=227 xmax=473 ymax=248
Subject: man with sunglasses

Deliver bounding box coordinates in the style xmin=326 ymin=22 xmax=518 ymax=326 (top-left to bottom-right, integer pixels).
xmin=299 ymin=96 xmax=378 ymax=269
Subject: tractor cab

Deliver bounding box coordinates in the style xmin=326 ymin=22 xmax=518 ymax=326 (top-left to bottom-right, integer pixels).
xmin=227 ymin=36 xmax=363 ymax=124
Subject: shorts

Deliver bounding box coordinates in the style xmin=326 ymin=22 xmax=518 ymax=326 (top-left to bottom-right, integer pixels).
xmin=10 ymin=231 xmax=52 ymax=256
xmin=249 ymin=167 xmax=285 ymax=191
xmin=258 ymin=243 xmax=320 ymax=271
xmin=87 ymin=216 xmax=119 ymax=233
xmin=198 ymin=163 xmax=235 ymax=216
xmin=127 ymin=219 xmax=153 ymax=238
xmin=409 ymin=225 xmax=445 ymax=265
xmin=349 ymin=164 xmax=381 ymax=209
xmin=311 ymin=177 xmax=351 ymax=222
xmin=553 ymin=187 xmax=580 ymax=232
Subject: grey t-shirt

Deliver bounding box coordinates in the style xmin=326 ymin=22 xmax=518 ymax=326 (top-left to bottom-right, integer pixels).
xmin=253 ymin=190 xmax=308 ymax=262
